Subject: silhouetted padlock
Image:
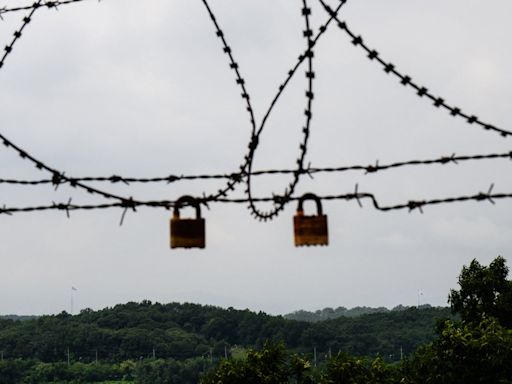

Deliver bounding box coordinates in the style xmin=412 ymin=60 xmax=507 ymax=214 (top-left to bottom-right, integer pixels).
xmin=294 ymin=193 xmax=328 ymax=247
xmin=170 ymin=196 xmax=205 ymax=249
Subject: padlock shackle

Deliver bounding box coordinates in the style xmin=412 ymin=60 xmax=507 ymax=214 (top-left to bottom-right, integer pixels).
xmin=173 ymin=195 xmax=202 ymax=219
xmin=297 ymin=193 xmax=323 ymax=215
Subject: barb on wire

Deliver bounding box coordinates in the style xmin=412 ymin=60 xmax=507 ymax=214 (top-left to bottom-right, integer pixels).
xmin=318 ymin=0 xmax=512 ymax=138
xmin=1 ymin=185 xmax=511 ymax=216
xmin=119 ymin=196 xmax=136 ymax=226
xmin=2 ymin=150 xmax=510 ymax=186
xmin=52 ymin=197 xmax=72 ymax=218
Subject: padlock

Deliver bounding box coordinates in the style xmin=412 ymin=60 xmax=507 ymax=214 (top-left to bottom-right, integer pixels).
xmin=170 ymin=196 xmax=205 ymax=249
xmin=294 ymin=193 xmax=328 ymax=247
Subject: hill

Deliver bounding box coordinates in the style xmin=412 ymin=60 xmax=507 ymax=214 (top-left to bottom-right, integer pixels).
xmin=0 ymin=302 xmax=453 ymax=363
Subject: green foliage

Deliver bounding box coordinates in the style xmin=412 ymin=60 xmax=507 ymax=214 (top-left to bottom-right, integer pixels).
xmin=201 ymin=341 xmax=308 ymax=384
xmin=0 ymin=301 xmax=449 ymax=363
xmin=317 ymin=353 xmax=401 ymax=384
xmin=0 ymin=359 xmax=34 ymax=384
xmin=135 ymin=357 xmax=205 ymax=384
xmin=404 ymin=317 xmax=512 ymax=384
xmin=0 ymin=360 xmax=125 ymax=383
xmin=285 ymin=307 xmax=390 ymax=322
xmin=448 ymin=256 xmax=512 ymax=327
xmin=301 ymin=306 xmax=453 ymax=359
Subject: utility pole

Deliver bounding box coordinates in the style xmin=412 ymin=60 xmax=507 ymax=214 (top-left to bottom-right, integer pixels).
xmin=400 ymin=346 xmax=403 ymax=360
xmin=153 ymin=347 xmax=156 ymax=359
xmin=313 ymin=346 xmax=317 ymax=367
xmin=328 ymin=347 xmax=332 ymax=359
xmin=224 ymin=345 xmax=227 ymax=359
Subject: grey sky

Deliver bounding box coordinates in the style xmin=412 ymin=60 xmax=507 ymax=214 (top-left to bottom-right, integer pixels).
xmin=1 ymin=0 xmax=511 ymax=316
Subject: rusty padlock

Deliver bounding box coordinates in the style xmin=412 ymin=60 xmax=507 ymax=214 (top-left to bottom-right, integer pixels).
xmin=170 ymin=196 xmax=205 ymax=249
xmin=294 ymin=193 xmax=328 ymax=247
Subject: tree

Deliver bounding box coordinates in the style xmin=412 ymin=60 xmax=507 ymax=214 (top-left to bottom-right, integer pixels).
xmin=448 ymin=256 xmax=512 ymax=327
xmin=404 ymin=317 xmax=512 ymax=384
xmin=200 ymin=341 xmax=298 ymax=384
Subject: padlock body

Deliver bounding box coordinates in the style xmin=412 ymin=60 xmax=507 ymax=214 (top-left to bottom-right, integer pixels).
xmin=170 ymin=218 xmax=205 ymax=249
xmin=294 ymin=214 xmax=328 ymax=247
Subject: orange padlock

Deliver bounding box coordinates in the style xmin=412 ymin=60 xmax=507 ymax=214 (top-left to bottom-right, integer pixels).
xmin=170 ymin=196 xmax=205 ymax=249
xmin=294 ymin=193 xmax=328 ymax=247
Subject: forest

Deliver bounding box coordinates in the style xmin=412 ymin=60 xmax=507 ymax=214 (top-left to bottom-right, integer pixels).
xmin=0 ymin=256 xmax=510 ymax=383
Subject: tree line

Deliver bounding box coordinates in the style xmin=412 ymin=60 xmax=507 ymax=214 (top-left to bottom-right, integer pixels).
xmin=0 ymin=304 xmax=450 ymax=364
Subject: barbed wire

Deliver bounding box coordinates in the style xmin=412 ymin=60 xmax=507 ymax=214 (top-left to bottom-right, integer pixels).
xmin=0 ymin=1 xmax=149 ymax=209
xmin=319 ymin=0 xmax=512 ymax=138
xmin=2 ymin=150 xmax=511 ymax=186
xmin=171 ymin=0 xmax=347 ymax=219
xmin=0 ymin=0 xmax=95 ymax=18
xmin=0 ymin=0 xmax=42 ymax=68
xmin=0 ymin=0 xmax=342 ymax=219
xmin=245 ymin=0 xmax=316 ymax=221
xmin=1 ymin=185 xmax=509 ymax=218
xmin=1 ymin=0 xmax=510 ymax=226
xmin=0 ymin=0 xmax=259 ymax=211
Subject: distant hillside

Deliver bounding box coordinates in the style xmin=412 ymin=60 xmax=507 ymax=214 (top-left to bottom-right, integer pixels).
xmin=284 ymin=304 xmax=441 ymax=322
xmin=0 ymin=315 xmax=37 ymax=321
xmin=0 ymin=302 xmax=453 ymax=363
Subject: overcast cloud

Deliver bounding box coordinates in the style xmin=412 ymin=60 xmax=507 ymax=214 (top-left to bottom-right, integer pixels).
xmin=1 ymin=0 xmax=511 ymax=316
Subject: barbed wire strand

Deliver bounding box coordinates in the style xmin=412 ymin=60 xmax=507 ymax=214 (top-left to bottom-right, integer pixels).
xmin=1 ymin=184 xmax=509 ymax=216
xmin=318 ymin=0 xmax=512 ymax=138
xmin=2 ymin=150 xmax=510 ymax=186
xmin=0 ymin=1 xmax=43 ymax=69
xmin=0 ymin=1 xmax=94 ymax=18
xmin=244 ymin=0 xmax=349 ymax=221
xmin=194 ymin=0 xmax=258 ymax=204
xmin=246 ymin=0 xmax=314 ymax=221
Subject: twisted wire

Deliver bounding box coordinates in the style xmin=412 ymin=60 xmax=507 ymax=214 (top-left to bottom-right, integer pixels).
xmin=2 ymin=150 xmax=510 ymax=186
xmin=318 ymin=0 xmax=512 ymax=138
